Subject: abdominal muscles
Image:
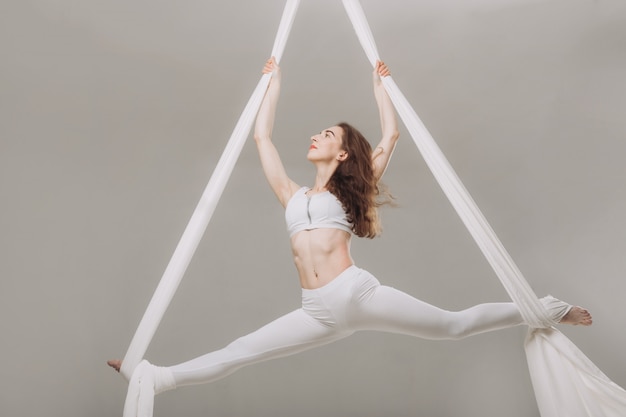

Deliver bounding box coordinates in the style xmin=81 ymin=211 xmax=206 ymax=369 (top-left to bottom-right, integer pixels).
xmin=290 ymin=228 xmax=354 ymax=289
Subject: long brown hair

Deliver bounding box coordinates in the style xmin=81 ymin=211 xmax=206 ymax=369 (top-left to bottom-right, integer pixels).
xmin=326 ymin=122 xmax=388 ymax=238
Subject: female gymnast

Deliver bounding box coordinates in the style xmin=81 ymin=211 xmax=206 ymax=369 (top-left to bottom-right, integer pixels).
xmin=108 ymin=58 xmax=591 ymax=399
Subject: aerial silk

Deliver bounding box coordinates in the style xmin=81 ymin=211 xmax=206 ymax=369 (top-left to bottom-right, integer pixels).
xmin=119 ymin=0 xmax=301 ymax=381
xmin=340 ymin=1 xmax=626 ymax=416
xmin=119 ymin=0 xmax=626 ymax=416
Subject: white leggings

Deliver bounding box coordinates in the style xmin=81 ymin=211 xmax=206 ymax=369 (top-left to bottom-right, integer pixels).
xmin=169 ymin=266 xmax=528 ymax=387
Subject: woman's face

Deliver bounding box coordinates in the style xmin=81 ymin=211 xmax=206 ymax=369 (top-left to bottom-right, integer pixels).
xmin=307 ymin=125 xmax=347 ymax=163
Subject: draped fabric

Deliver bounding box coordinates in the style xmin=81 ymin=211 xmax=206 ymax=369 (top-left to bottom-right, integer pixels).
xmin=341 ymin=0 xmax=553 ymax=329
xmin=343 ymin=0 xmax=626 ymax=417
xmin=340 ymin=2 xmax=626 ymax=415
xmin=119 ymin=0 xmax=301 ymax=383
xmin=121 ymin=2 xmax=300 ymax=415
xmin=526 ymin=329 xmax=626 ymax=416
xmin=120 ymin=0 xmax=626 ymax=416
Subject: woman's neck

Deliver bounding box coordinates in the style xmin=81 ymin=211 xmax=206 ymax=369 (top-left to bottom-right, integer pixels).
xmin=308 ymin=184 xmax=327 ymax=194
xmin=312 ymin=173 xmax=333 ymax=192
xmin=312 ymin=162 xmax=337 ymax=192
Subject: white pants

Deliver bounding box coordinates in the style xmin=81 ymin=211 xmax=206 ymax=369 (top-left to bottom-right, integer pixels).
xmin=169 ymin=266 xmax=526 ymax=387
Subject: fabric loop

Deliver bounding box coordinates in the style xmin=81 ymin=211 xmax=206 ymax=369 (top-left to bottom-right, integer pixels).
xmin=123 ymin=360 xmax=176 ymax=417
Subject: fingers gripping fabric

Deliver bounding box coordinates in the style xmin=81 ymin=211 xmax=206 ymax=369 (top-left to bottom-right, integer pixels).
xmin=120 ymin=0 xmax=300 ymax=415
xmin=342 ymin=1 xmax=626 ymax=415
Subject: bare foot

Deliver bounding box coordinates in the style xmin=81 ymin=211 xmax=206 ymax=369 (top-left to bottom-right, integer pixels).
xmin=560 ymin=306 xmax=593 ymax=326
xmin=107 ymin=359 xmax=122 ymax=372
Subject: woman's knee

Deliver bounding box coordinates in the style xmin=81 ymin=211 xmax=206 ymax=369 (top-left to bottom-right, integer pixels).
xmin=437 ymin=303 xmax=523 ymax=340
xmin=440 ymin=311 xmax=474 ymax=340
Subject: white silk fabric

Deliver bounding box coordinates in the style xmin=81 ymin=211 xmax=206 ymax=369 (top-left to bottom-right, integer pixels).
xmin=120 ymin=0 xmax=300 ymax=380
xmin=120 ymin=0 xmax=626 ymax=416
xmin=120 ymin=1 xmax=300 ymax=415
xmin=341 ymin=1 xmax=626 ymax=415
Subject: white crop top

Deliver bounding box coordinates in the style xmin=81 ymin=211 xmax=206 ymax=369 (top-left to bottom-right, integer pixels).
xmin=285 ymin=187 xmax=353 ymax=237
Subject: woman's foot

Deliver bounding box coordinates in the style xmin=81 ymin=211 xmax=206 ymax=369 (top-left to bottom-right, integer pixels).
xmin=560 ymin=306 xmax=593 ymax=326
xmin=107 ymin=359 xmax=122 ymax=372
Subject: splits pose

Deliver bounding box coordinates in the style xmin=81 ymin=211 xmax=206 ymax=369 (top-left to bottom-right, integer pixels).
xmin=109 ymin=58 xmax=592 ymax=400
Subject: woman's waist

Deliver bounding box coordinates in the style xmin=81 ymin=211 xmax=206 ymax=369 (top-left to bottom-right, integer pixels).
xmin=300 ymin=264 xmax=360 ymax=294
xmin=295 ymin=255 xmax=354 ymax=290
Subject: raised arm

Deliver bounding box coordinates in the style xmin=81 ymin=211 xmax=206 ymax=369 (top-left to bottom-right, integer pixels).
xmin=371 ymin=60 xmax=400 ymax=181
xmin=254 ymin=57 xmax=299 ymax=207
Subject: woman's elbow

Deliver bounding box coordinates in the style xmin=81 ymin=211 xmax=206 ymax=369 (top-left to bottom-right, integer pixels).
xmin=254 ymin=133 xmax=269 ymax=143
xmin=386 ymin=130 xmax=399 ymax=143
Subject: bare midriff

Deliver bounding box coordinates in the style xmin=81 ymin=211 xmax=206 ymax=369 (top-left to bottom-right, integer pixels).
xmin=290 ymin=228 xmax=354 ymax=289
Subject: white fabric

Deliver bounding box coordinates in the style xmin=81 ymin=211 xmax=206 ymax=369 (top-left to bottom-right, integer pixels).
xmin=120 ymin=0 xmax=300 ymax=381
xmin=341 ymin=0 xmax=626 ymax=416
xmin=120 ymin=1 xmax=300 ymax=415
xmin=526 ymin=329 xmax=626 ymax=416
xmin=123 ymin=360 xmax=176 ymax=417
xmin=341 ymin=0 xmax=552 ymax=328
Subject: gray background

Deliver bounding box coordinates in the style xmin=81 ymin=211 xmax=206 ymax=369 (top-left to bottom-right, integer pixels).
xmin=2 ymin=0 xmax=625 ymax=416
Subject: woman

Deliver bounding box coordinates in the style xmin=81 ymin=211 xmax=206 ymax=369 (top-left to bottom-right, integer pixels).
xmin=108 ymin=58 xmax=591 ymax=398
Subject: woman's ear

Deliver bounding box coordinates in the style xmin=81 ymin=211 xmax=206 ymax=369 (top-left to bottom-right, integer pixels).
xmin=337 ymin=150 xmax=348 ymax=161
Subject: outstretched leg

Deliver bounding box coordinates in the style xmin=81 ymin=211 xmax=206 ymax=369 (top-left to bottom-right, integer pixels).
xmin=347 ymin=283 xmax=590 ymax=340
xmin=160 ymin=308 xmax=351 ymax=387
